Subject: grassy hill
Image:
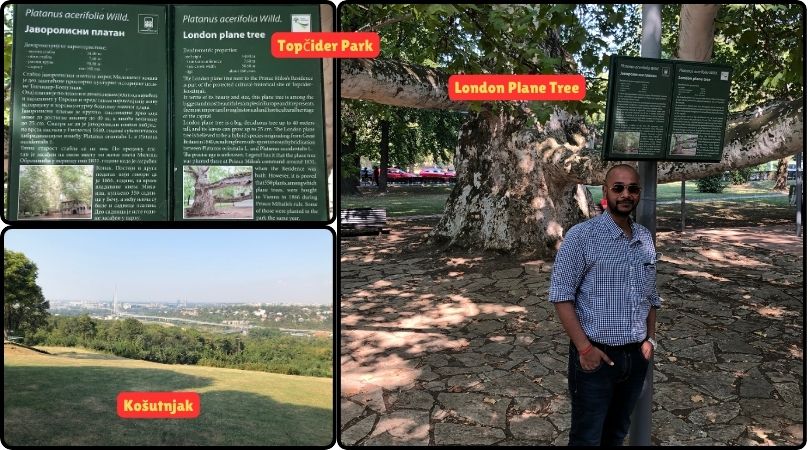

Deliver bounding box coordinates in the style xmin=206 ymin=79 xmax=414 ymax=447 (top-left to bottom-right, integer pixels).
xmin=3 ymin=344 xmax=333 ymax=446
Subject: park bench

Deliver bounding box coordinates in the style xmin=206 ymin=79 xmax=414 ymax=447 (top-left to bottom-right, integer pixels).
xmin=340 ymin=208 xmax=389 ymax=237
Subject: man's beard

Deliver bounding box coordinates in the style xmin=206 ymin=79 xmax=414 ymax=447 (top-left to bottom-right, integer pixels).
xmin=608 ymin=198 xmax=637 ymax=217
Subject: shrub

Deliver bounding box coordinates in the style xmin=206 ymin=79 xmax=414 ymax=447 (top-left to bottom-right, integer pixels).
xmin=696 ymin=174 xmax=727 ymax=193
xmin=728 ymin=167 xmax=754 ymax=185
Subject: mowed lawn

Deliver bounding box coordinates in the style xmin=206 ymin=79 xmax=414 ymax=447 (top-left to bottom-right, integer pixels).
xmin=341 ymin=181 xmax=791 ymax=217
xmin=3 ymin=345 xmax=333 ymax=446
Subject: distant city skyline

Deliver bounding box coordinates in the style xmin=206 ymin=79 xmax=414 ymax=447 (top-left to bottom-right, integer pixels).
xmin=4 ymin=229 xmax=333 ymax=305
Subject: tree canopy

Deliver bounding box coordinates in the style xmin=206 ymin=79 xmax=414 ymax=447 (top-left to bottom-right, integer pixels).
xmin=663 ymin=4 xmax=803 ymax=110
xmin=4 ymin=249 xmax=50 ymax=340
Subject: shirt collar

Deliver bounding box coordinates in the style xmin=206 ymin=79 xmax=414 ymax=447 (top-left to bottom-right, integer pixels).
xmin=599 ymin=211 xmax=641 ymax=243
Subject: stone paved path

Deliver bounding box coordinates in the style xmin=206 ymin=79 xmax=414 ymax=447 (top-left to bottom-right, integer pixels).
xmin=340 ymin=220 xmax=803 ymax=446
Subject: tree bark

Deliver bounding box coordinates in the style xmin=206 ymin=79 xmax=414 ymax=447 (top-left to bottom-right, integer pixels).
xmin=429 ymin=107 xmax=597 ymax=257
xmin=204 ymin=172 xmax=251 ymax=190
xmin=773 ymin=156 xmax=790 ymax=190
xmin=186 ymin=166 xmax=217 ymax=216
xmin=677 ymin=4 xmax=720 ymax=61
xmin=341 ymin=59 xmax=467 ymax=111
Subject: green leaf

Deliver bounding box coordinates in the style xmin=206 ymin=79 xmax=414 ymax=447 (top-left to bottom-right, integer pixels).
xmin=739 ymin=29 xmax=757 ymax=46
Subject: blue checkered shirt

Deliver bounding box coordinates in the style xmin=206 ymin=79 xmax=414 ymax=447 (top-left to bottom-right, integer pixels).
xmin=549 ymin=212 xmax=661 ymax=346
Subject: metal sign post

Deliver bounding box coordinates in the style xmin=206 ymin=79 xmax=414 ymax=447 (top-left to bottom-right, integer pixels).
xmin=629 ymin=4 xmax=660 ymax=446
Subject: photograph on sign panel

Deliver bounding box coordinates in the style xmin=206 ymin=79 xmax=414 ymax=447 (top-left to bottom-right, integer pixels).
xmin=612 ymin=131 xmax=641 ymax=154
xmin=670 ymin=133 xmax=698 ymax=156
xmin=182 ymin=165 xmax=254 ymax=219
xmin=16 ymin=165 xmax=94 ymax=220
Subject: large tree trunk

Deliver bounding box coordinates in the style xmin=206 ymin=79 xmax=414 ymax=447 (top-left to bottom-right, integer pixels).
xmin=677 ymin=4 xmax=719 ymax=61
xmin=430 ymin=107 xmax=596 ymax=257
xmin=187 ymin=166 xmax=217 ymax=216
xmin=773 ymin=157 xmax=790 ymax=191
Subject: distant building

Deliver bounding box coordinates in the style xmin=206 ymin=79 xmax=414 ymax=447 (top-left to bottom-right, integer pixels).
xmin=60 ymin=200 xmax=91 ymax=215
xmin=222 ymin=320 xmax=250 ymax=326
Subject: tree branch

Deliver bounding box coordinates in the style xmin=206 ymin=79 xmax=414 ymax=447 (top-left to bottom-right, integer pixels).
xmin=341 ymin=58 xmax=467 ymax=110
xmin=203 ymin=172 xmax=252 ymax=191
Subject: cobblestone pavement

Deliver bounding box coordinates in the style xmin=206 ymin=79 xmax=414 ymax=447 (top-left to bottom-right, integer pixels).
xmin=340 ymin=220 xmax=804 ymax=446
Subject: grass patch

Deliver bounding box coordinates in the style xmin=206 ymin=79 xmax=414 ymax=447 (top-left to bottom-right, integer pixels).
xmin=586 ymin=180 xmax=789 ymax=202
xmin=342 ymin=182 xmax=792 ymax=219
xmin=658 ymin=199 xmax=795 ymax=229
xmin=3 ymin=345 xmax=332 ymax=446
xmin=341 ymin=184 xmax=453 ymax=216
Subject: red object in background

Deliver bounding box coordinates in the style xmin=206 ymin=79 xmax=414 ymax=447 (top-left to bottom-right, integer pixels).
xmin=600 ymin=198 xmax=608 ymax=212
xmin=387 ymin=167 xmax=418 ymax=180
xmin=419 ymin=167 xmax=453 ymax=181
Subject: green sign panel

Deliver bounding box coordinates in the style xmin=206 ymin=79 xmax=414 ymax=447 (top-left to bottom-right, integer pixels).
xmin=603 ymin=56 xmax=732 ymax=162
xmin=8 ymin=4 xmax=328 ymax=221
xmin=8 ymin=4 xmax=169 ymax=221
xmin=173 ymin=5 xmax=327 ymax=221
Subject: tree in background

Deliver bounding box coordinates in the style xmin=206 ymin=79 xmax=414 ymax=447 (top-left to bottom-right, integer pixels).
xmin=341 ymin=100 xmax=464 ymax=194
xmin=17 ymin=165 xmax=58 ymax=214
xmin=773 ymin=157 xmax=790 ymax=191
xmin=4 ymin=249 xmax=49 ymax=340
xmin=341 ymin=4 xmax=803 ymax=256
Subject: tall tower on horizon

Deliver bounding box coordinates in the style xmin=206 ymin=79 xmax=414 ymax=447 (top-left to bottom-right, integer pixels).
xmin=113 ymin=285 xmax=118 ymax=316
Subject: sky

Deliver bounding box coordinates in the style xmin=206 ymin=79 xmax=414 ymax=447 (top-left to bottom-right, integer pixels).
xmin=3 ymin=229 xmax=333 ymax=305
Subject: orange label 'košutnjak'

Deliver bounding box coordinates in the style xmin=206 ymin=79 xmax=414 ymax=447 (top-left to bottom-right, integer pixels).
xmin=271 ymin=32 xmax=379 ymax=58
xmin=117 ymin=392 xmax=200 ymax=419
xmin=448 ymin=74 xmax=586 ymax=101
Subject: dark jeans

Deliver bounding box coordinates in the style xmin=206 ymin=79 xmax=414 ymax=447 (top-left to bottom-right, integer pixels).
xmin=567 ymin=340 xmax=650 ymax=446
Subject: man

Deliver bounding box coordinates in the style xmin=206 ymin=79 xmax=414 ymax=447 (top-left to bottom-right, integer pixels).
xmin=549 ymin=164 xmax=661 ymax=446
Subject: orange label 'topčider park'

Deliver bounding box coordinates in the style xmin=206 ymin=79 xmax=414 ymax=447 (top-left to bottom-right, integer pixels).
xmin=271 ymin=32 xmax=379 ymax=58
xmin=448 ymin=74 xmax=586 ymax=101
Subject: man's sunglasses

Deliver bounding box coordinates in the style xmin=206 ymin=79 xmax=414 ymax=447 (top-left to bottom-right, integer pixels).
xmin=609 ymin=183 xmax=641 ymax=194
